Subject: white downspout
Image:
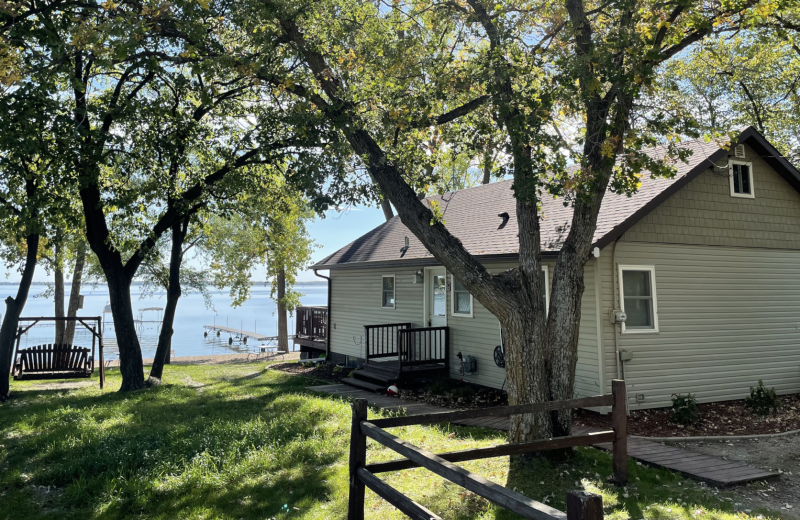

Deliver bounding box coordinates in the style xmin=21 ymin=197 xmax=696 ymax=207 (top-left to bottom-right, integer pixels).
xmin=611 ymin=239 xmax=622 ymax=381
xmin=593 ymin=249 xmax=605 ymax=397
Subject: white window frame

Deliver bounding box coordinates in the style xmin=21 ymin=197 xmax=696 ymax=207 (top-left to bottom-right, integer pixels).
xmin=618 ymin=265 xmax=659 ymax=334
xmin=541 ymin=265 xmax=550 ymax=313
xmin=449 ymin=275 xmax=473 ymax=318
xmin=729 ymin=159 xmax=755 ymax=199
xmin=381 ymin=274 xmax=396 ymax=309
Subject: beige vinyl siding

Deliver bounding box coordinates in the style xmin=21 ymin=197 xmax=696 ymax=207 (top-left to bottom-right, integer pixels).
xmin=444 ymin=262 xmax=511 ymax=389
xmin=598 ymin=143 xmax=800 ymax=408
xmin=576 ymin=259 xmax=601 ymax=397
xmin=329 ymin=267 xmax=424 ymax=359
xmin=620 ymin=144 xmax=800 ymax=250
xmin=600 ymin=241 xmax=800 ymax=409
xmin=330 ymin=260 xmax=602 ymax=398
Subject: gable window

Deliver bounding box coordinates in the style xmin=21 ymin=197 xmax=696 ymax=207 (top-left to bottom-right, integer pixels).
xmin=381 ymin=275 xmax=395 ymax=309
xmin=619 ymin=265 xmax=658 ymax=333
xmin=450 ymin=276 xmax=473 ymax=317
xmin=729 ymin=160 xmax=754 ymax=198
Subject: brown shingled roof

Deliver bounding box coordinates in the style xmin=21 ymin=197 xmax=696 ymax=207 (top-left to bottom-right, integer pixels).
xmin=313 ymin=127 xmax=800 ymax=269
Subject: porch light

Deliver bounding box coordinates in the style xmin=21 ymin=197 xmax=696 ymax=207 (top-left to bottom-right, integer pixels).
xmin=413 ymin=270 xmax=424 ymax=284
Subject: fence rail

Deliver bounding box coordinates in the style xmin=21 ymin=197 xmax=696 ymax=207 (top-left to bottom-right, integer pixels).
xmin=295 ymin=306 xmax=328 ymax=340
xmin=363 ymin=323 xmax=412 ymax=361
xmin=347 ymin=380 xmax=628 ymax=520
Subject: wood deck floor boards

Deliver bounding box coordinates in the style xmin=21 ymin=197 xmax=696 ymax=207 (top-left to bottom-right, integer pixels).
xmin=307 ymin=384 xmax=779 ymax=486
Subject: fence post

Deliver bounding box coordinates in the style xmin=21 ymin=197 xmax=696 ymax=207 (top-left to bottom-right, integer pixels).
xmin=566 ymin=490 xmax=603 ymax=520
xmin=611 ymin=379 xmax=628 ymax=485
xmin=348 ymin=398 xmax=368 ymax=520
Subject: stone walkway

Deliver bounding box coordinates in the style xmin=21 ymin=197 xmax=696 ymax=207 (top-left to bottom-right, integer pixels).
xmin=308 ymin=383 xmax=780 ymax=487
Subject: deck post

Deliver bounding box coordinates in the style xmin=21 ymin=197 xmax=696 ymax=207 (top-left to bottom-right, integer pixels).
xmin=348 ymin=398 xmax=368 ymax=520
xmin=364 ymin=327 xmax=370 ymax=364
xmin=611 ymin=379 xmax=628 ymax=485
xmin=566 ymin=490 xmax=603 ymax=520
xmin=444 ymin=327 xmax=450 ymax=371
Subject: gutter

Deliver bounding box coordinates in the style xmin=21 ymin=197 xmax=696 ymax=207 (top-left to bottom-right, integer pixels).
xmin=313 ymin=269 xmax=332 ymax=360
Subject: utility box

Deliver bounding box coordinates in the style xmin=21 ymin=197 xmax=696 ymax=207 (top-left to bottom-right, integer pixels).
xmin=462 ymin=355 xmax=478 ymax=375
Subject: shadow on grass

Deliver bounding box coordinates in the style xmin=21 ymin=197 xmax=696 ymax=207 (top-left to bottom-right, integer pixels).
xmin=0 ymin=368 xmax=345 ymax=519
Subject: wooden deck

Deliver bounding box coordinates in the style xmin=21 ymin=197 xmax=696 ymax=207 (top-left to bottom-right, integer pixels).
xmin=307 ymin=383 xmax=780 ymax=487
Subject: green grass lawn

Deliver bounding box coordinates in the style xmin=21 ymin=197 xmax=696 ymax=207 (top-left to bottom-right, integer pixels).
xmin=0 ymin=363 xmax=786 ymax=520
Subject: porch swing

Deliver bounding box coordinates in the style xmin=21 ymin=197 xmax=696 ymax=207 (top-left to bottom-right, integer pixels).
xmin=11 ymin=316 xmax=106 ymax=388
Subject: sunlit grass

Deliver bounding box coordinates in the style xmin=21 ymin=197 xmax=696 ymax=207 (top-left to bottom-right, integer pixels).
xmin=0 ymin=364 xmax=785 ymax=519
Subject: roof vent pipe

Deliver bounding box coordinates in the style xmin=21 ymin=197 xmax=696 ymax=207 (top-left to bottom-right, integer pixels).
xmin=497 ymin=212 xmax=510 ymax=229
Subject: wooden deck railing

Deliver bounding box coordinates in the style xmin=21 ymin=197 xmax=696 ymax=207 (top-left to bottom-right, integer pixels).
xmin=347 ymin=380 xmax=628 ymax=520
xmin=363 ymin=323 xmax=412 ymax=362
xmin=296 ymin=306 xmax=328 ymax=340
xmin=397 ymin=326 xmax=449 ymax=369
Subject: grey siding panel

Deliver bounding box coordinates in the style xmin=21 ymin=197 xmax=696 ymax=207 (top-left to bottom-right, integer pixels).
xmin=576 ymin=260 xmax=600 ymax=397
xmin=330 ymin=267 xmax=424 ymax=359
xmin=331 ymin=260 xmax=601 ymax=398
xmin=600 ymin=241 xmax=800 ymax=409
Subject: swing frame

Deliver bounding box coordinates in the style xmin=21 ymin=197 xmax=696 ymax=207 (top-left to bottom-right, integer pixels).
xmin=11 ymin=317 xmax=105 ymax=388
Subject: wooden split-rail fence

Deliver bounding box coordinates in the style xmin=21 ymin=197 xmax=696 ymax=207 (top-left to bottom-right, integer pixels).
xmin=347 ymin=380 xmax=628 ymax=520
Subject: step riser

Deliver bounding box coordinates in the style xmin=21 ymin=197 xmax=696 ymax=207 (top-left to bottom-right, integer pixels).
xmin=353 ymin=371 xmax=397 ymax=385
xmin=341 ymin=377 xmax=385 ymax=393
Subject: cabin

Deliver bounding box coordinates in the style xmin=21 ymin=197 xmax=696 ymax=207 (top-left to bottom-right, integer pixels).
xmin=301 ymin=127 xmax=800 ymax=410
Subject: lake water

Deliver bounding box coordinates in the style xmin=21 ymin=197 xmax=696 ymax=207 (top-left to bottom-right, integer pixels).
xmin=5 ymin=283 xmax=328 ymax=360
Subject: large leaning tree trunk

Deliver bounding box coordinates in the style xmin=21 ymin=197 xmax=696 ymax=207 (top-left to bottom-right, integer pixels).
xmin=149 ymin=218 xmax=189 ymax=380
xmin=276 ymin=265 xmax=289 ymax=353
xmin=0 ymin=233 xmax=40 ymax=401
xmin=272 ymin=11 xmax=554 ymax=441
xmin=266 ymin=0 xmax=753 ymax=442
xmin=64 ymin=240 xmax=87 ymax=345
xmin=54 ymin=241 xmax=66 ymax=344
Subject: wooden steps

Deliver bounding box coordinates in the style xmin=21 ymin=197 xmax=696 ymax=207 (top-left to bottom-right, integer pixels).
xmin=341 ymin=377 xmax=386 ymax=393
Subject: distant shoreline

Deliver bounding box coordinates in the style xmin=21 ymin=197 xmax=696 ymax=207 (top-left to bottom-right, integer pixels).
xmin=0 ymin=280 xmax=328 ymax=287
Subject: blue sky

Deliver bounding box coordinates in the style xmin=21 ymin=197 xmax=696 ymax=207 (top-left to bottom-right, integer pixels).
xmin=1 ymin=205 xmax=387 ymax=284
xmin=299 ymin=205 xmax=386 ymax=280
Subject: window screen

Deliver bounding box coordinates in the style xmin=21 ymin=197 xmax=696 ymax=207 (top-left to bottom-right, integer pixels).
xmin=453 ymin=278 xmax=471 ymax=314
xmin=382 ymin=276 xmax=395 ymax=308
xmin=622 ymin=270 xmax=654 ymax=329
xmin=732 ymin=163 xmax=751 ymax=195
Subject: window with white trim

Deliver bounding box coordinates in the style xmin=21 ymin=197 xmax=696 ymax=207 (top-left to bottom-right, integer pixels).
xmin=729 ymin=160 xmax=754 ymax=198
xmin=381 ymin=275 xmax=395 ymax=308
xmin=450 ymin=276 xmax=473 ymax=317
xmin=541 ymin=265 xmax=550 ymax=312
xmin=619 ymin=265 xmax=658 ymax=333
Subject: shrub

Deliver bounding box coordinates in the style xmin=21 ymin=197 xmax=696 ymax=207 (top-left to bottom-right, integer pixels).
xmin=670 ymin=393 xmax=699 ymax=425
xmin=744 ymin=380 xmax=780 ymax=416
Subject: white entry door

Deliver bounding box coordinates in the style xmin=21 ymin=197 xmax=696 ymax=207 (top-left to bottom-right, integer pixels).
xmin=426 ymin=267 xmax=448 ymax=327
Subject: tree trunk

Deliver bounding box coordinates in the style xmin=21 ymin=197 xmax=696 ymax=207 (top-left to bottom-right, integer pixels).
xmin=150 ymin=219 xmax=187 ymax=380
xmin=64 ymin=240 xmax=87 ymax=345
xmin=277 ymin=266 xmax=288 ymax=353
xmin=105 ymin=271 xmax=145 ymax=391
xmin=482 ymin=151 xmax=492 ymax=185
xmin=0 ymin=233 xmax=40 ymax=401
xmin=380 ymin=199 xmax=394 ymax=221
xmin=54 ymin=242 xmax=66 ymax=345
xmin=80 ymin=179 xmax=147 ymax=391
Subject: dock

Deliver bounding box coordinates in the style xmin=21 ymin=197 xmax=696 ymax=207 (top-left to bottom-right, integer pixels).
xmin=203 ymin=324 xmax=295 ymax=344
